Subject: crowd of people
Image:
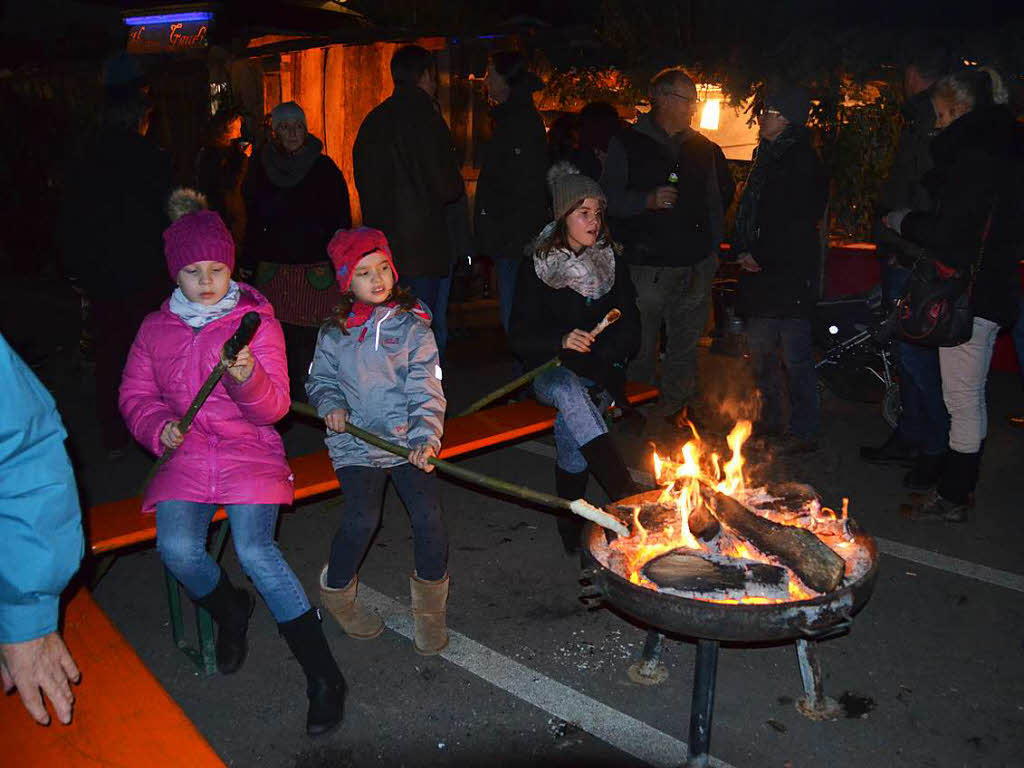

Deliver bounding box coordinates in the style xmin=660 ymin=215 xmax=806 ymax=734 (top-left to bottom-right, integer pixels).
xmin=2 ymin=41 xmax=1021 ymax=738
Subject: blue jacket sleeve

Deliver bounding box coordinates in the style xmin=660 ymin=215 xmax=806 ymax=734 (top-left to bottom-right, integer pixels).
xmin=0 ymin=335 xmax=84 ymax=643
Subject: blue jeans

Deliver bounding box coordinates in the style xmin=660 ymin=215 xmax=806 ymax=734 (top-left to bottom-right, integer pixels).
xmin=534 ymin=367 xmax=611 ymax=473
xmin=326 ymin=463 xmax=448 ymax=586
xmin=403 ymin=266 xmax=454 ymax=359
xmin=745 ymin=316 xmax=820 ymax=440
xmin=156 ymin=502 xmax=310 ymax=623
xmin=884 ymin=263 xmax=950 ymax=455
xmin=496 ymin=257 xmax=520 ymax=334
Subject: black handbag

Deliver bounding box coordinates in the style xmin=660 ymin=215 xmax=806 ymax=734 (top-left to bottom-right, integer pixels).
xmin=888 ymin=214 xmax=990 ymax=348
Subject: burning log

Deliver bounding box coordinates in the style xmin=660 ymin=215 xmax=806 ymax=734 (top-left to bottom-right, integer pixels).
xmin=700 ymin=486 xmax=846 ymax=593
xmin=643 ymin=549 xmax=787 ymax=594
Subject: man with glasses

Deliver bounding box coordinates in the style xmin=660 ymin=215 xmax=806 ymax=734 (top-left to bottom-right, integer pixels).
xmin=602 ymin=68 xmax=734 ymax=432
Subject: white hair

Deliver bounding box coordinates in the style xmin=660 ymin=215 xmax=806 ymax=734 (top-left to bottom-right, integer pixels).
xmin=936 ymin=66 xmax=1008 ymax=109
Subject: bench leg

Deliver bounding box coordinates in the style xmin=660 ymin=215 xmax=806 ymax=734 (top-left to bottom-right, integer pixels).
xmin=164 ymin=520 xmax=232 ymax=678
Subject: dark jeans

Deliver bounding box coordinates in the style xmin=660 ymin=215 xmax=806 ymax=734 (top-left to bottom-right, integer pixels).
xmin=883 ymin=262 xmax=949 ymax=455
xmin=745 ymin=316 xmax=820 ymax=440
xmin=326 ymin=463 xmax=448 ymax=587
xmin=1013 ymin=296 xmax=1024 ymax=381
xmin=402 ymin=265 xmax=453 ymax=360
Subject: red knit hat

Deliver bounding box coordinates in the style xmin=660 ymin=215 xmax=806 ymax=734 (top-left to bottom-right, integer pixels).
xmin=163 ymin=189 xmax=235 ymax=280
xmin=327 ymin=227 xmax=398 ymax=291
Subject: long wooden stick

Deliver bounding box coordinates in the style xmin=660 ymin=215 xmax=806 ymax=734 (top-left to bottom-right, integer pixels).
xmin=457 ymin=308 xmax=622 ymax=417
xmin=289 ymin=401 xmax=630 ymax=536
xmin=456 ymin=358 xmax=560 ymax=417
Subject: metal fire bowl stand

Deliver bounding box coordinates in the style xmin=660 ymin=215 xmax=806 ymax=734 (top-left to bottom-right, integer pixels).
xmin=580 ymin=521 xmax=879 ymax=768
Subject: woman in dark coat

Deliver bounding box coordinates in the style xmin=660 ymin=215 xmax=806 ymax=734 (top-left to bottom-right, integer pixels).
xmin=882 ymin=67 xmax=1020 ymax=522
xmin=732 ymin=82 xmax=828 ymax=453
xmin=474 ymin=51 xmax=550 ymax=333
xmin=243 ymin=101 xmax=351 ymax=400
xmin=196 ymin=107 xmax=250 ymax=250
xmin=510 ymin=164 xmax=641 ymax=553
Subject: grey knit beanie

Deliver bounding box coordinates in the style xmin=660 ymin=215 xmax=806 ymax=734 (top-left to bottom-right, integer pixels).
xmin=548 ymin=162 xmax=606 ymax=221
xmin=271 ymin=101 xmax=307 ymax=130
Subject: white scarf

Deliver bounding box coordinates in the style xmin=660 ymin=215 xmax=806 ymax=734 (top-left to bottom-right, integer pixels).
xmin=169 ymin=281 xmax=242 ymax=329
xmin=533 ymin=228 xmax=616 ymax=300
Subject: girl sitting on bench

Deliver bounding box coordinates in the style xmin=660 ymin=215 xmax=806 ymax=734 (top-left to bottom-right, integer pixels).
xmin=509 ymin=163 xmax=642 ymax=554
xmin=307 ymin=227 xmax=450 ymax=656
xmin=119 ymin=190 xmax=345 ymax=737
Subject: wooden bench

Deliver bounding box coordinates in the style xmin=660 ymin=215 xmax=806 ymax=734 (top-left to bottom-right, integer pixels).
xmin=86 ymin=380 xmax=659 ymax=556
xmin=0 ymin=586 xmax=224 ymax=767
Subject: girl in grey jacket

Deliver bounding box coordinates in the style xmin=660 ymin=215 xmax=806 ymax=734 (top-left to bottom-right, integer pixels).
xmin=306 ymin=227 xmax=449 ymax=655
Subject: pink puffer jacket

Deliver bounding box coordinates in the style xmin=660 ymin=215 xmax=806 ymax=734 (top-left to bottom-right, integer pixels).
xmin=120 ymin=285 xmax=294 ymax=512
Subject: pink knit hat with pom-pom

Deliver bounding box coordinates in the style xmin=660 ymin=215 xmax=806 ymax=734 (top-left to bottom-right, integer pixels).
xmin=163 ymin=189 xmax=235 ymax=280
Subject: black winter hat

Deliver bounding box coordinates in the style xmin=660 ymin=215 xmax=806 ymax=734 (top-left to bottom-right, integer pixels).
xmin=765 ymin=81 xmax=811 ymax=126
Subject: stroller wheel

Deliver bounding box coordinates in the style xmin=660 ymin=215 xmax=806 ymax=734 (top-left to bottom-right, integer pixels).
xmin=883 ymin=381 xmax=902 ymax=430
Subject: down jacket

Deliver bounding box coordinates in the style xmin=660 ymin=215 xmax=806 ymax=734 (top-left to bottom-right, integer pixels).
xmin=119 ymin=286 xmax=293 ymax=513
xmin=306 ymin=304 xmax=445 ymax=469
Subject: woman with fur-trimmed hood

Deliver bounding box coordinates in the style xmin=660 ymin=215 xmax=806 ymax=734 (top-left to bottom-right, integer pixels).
xmin=509 ymin=163 xmax=642 ymax=553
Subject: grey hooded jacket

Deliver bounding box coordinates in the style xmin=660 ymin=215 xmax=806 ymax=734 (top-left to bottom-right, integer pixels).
xmin=306 ymin=304 xmax=445 ymax=469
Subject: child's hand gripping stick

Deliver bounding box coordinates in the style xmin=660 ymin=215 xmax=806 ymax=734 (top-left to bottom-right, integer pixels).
xmin=141 ymin=311 xmax=262 ymax=493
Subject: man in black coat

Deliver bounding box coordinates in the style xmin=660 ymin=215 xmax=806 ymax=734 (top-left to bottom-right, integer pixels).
xmin=473 ymin=51 xmax=550 ymax=334
xmin=601 ymin=68 xmax=734 ymax=430
xmin=732 ymin=82 xmax=827 ymax=453
xmin=353 ymin=45 xmax=466 ymax=354
xmin=57 ymin=88 xmax=173 ymax=456
xmin=860 ymin=52 xmax=952 ymax=489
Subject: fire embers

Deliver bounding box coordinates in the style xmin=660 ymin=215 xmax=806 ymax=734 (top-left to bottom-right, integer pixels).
xmin=593 ymin=420 xmax=873 ymax=604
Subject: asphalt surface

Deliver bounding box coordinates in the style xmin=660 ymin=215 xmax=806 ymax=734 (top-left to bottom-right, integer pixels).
xmin=5 ymin=272 xmax=1024 ymax=768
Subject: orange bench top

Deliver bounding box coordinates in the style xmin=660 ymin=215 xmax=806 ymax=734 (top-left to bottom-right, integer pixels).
xmin=86 ymin=381 xmax=658 ymax=555
xmin=0 ymin=587 xmax=224 ymax=767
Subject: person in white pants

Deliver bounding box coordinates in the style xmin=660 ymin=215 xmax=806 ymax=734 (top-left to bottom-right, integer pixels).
xmin=882 ymin=66 xmax=1022 ymax=521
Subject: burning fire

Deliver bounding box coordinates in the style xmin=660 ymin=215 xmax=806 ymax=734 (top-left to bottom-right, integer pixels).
xmin=609 ymin=419 xmax=827 ymax=603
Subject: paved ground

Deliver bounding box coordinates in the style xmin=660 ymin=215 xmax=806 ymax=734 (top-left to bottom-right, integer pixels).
xmin=5 ymin=272 xmax=1024 ymax=768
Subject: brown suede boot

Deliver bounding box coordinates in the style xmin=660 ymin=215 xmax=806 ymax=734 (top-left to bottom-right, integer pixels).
xmin=319 ymin=567 xmax=384 ymax=640
xmin=409 ymin=572 xmax=449 ymax=655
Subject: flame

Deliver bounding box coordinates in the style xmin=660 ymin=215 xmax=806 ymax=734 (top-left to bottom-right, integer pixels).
xmin=609 ymin=418 xmax=848 ymax=605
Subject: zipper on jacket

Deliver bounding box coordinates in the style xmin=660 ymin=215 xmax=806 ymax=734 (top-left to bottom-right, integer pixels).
xmin=374 ymin=309 xmax=395 ymax=350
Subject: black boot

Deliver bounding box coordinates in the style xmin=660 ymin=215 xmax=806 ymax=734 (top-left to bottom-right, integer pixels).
xmin=903 ymin=452 xmax=944 ymax=490
xmin=195 ymin=570 xmax=255 ymax=675
xmin=554 ymin=466 xmax=589 ymax=554
xmin=859 ymin=431 xmax=919 ymax=466
xmin=279 ymin=609 xmax=347 ymax=737
xmin=579 ymin=433 xmax=639 ymax=503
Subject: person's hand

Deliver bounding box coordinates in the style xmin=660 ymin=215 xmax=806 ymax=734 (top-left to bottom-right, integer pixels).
xmin=324 ymin=408 xmax=348 ymax=433
xmin=409 ymin=444 xmax=436 ymax=473
xmin=224 ymin=344 xmax=254 ymax=383
xmin=646 ymin=186 xmax=679 ymax=210
xmin=736 ymin=252 xmax=762 ymax=272
xmin=1 ymin=633 xmax=81 ymax=725
xmin=562 ymin=328 xmax=595 ymax=353
xmin=160 ymin=420 xmax=184 ymax=449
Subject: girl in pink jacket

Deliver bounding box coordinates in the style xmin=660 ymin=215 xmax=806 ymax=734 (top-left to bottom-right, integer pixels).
xmin=119 ymin=190 xmax=344 ymax=737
